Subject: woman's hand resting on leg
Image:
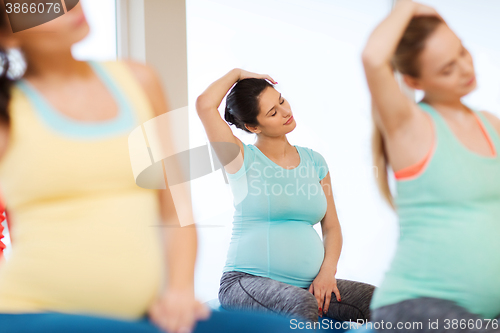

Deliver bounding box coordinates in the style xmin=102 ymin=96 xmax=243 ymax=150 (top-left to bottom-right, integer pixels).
xmin=148 ymin=287 xmax=211 ymax=333
xmin=308 ymin=269 xmax=341 ymax=317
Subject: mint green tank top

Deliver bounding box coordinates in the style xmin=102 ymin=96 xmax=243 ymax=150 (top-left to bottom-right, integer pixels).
xmin=370 ymin=102 xmax=500 ymax=319
xmin=222 ymin=143 xmax=329 ymax=288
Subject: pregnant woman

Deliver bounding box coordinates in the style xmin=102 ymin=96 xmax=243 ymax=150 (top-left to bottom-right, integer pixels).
xmin=363 ymin=1 xmax=500 ymax=331
xmin=196 ymin=69 xmax=375 ymax=324
xmin=0 ymin=3 xmax=318 ymax=333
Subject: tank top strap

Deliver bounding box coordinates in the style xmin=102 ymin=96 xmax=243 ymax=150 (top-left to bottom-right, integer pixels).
xmin=416 ymin=101 xmax=454 ymax=144
xmin=469 ymin=107 xmax=500 ymax=154
xmin=417 ymin=102 xmax=444 ymax=125
xmin=418 ymin=101 xmax=500 ymax=156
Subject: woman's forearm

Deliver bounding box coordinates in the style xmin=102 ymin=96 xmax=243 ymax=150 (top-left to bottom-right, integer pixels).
xmin=164 ymin=225 xmax=197 ymax=290
xmin=362 ymin=1 xmax=416 ymax=68
xmin=321 ymin=225 xmax=343 ymax=274
xmin=196 ymin=68 xmax=240 ymax=112
xmin=157 ymin=186 xmax=197 ymax=291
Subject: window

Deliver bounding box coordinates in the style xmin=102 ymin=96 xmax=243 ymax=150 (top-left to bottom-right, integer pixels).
xmin=72 ymin=0 xmax=117 ymax=60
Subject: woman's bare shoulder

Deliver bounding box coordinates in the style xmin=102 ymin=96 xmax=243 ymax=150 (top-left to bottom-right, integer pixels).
xmin=120 ymin=60 xmax=158 ymax=91
xmin=121 ymin=59 xmax=170 ymax=118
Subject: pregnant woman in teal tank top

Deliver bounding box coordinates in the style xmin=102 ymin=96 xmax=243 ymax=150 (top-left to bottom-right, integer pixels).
xmin=363 ymin=1 xmax=500 ymax=331
xmin=196 ymin=69 xmax=375 ymax=324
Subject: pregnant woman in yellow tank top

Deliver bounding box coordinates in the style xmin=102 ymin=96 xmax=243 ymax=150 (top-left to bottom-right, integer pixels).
xmin=0 ymin=2 xmax=314 ymax=333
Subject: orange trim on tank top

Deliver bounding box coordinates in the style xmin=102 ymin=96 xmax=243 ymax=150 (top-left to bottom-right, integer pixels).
xmin=394 ymin=111 xmax=496 ymax=180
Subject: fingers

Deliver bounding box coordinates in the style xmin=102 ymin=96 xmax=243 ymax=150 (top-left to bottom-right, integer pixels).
xmin=323 ymin=290 xmax=332 ymax=314
xmin=413 ymin=3 xmax=441 ymax=18
xmin=194 ymin=301 xmax=212 ymax=321
xmin=150 ymin=301 xmax=196 ymax=333
xmin=175 ymin=310 xmax=196 ymax=333
xmin=313 ymin=288 xmax=323 ymax=313
xmin=333 ymin=285 xmax=341 ymax=302
xmin=318 ymin=291 xmax=326 ymax=316
xmin=160 ymin=308 xmax=179 ymax=333
xmin=264 ymin=75 xmax=277 ymax=84
xmin=150 ymin=301 xmax=173 ymax=333
xmin=308 ymin=284 xmax=314 ymax=294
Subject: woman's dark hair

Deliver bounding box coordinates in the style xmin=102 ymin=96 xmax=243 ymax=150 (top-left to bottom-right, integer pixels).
xmin=0 ymin=1 xmax=13 ymax=126
xmin=391 ymin=16 xmax=444 ymax=77
xmin=224 ymin=78 xmax=274 ymax=133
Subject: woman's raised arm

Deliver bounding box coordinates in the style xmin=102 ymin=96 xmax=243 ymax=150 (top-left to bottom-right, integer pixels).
xmin=196 ymin=69 xmax=276 ymax=174
xmin=361 ymin=1 xmax=439 ymax=137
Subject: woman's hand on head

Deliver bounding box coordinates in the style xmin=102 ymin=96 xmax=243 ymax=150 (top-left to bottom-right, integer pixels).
xmin=148 ymin=286 xmax=211 ymax=333
xmin=236 ymin=69 xmax=277 ymax=84
xmin=397 ymin=1 xmax=441 ymax=19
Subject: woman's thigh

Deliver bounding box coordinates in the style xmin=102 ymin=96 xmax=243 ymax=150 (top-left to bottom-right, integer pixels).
xmin=371 ymin=297 xmax=500 ymax=333
xmin=0 ymin=310 xmax=327 ymax=333
xmin=322 ymin=279 xmax=375 ymax=323
xmin=218 ymin=271 xmax=319 ymax=323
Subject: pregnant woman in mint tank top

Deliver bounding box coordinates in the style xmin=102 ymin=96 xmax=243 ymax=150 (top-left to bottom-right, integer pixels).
xmin=363 ymin=1 xmax=500 ymax=331
xmin=196 ymin=69 xmax=375 ymax=323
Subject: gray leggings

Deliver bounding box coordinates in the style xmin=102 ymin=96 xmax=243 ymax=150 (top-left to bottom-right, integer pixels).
xmin=218 ymin=270 xmax=375 ymax=323
xmin=372 ymin=297 xmax=500 ymax=332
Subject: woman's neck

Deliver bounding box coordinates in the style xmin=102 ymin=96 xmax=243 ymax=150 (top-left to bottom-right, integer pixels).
xmin=422 ymin=93 xmax=468 ymax=110
xmin=421 ymin=95 xmax=471 ymax=120
xmin=22 ymin=49 xmax=91 ymax=82
xmin=254 ymin=136 xmax=293 ymax=158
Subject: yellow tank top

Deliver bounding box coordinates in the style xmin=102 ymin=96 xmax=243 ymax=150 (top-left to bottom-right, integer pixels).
xmin=0 ymin=60 xmax=164 ymax=320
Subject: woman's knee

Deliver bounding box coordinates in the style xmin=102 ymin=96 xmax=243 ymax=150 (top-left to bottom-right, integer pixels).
xmin=329 ymin=279 xmax=375 ymax=321
xmin=287 ymin=290 xmax=319 ymax=323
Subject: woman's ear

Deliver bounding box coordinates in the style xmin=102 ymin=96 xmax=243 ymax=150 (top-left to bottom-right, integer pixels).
xmin=244 ymin=124 xmax=260 ymax=134
xmin=402 ymin=74 xmax=423 ymax=91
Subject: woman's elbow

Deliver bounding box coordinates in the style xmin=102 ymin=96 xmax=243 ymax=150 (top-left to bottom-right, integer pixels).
xmin=195 ymin=95 xmax=211 ymax=115
xmin=361 ymin=48 xmax=387 ymax=71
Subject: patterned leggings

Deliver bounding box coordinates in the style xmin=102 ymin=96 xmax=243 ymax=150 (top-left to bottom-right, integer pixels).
xmin=372 ymin=297 xmax=500 ymax=332
xmin=218 ymin=270 xmax=375 ymax=323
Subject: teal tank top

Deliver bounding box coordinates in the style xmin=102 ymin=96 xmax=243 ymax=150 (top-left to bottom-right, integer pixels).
xmin=370 ymin=102 xmax=500 ymax=319
xmin=222 ymin=143 xmax=329 ymax=288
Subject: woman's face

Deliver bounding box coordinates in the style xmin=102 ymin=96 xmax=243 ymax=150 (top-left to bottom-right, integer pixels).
xmin=247 ymin=86 xmax=295 ymax=136
xmin=406 ymin=23 xmax=476 ymax=100
xmin=6 ymin=2 xmax=89 ymax=55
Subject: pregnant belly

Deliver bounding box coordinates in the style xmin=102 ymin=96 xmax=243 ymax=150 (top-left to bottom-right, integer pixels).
xmin=379 ymin=217 xmax=500 ymax=319
xmin=0 ymin=224 xmax=164 ymax=319
xmin=268 ymin=221 xmax=324 ymax=286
